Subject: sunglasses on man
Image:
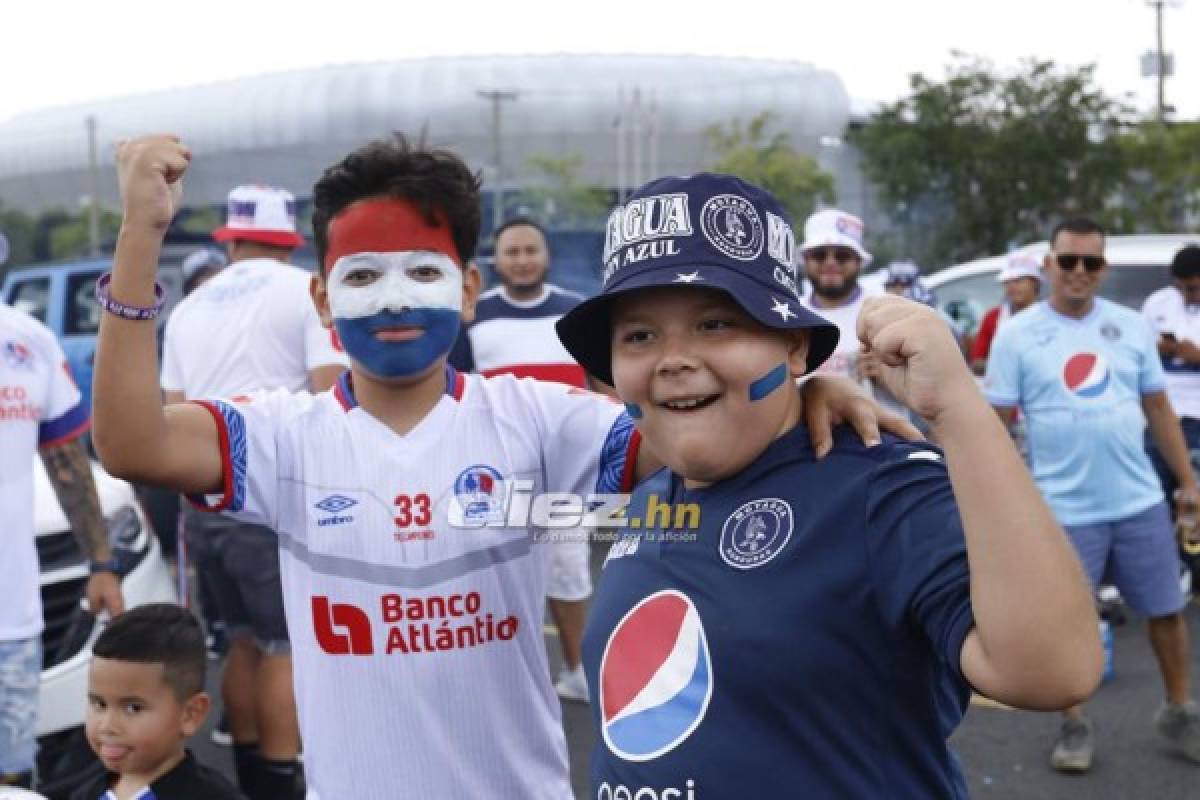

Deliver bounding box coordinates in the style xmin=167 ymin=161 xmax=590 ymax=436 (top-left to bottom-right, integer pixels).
xmin=1053 ymin=253 xmax=1106 ymax=272
xmin=806 ymin=246 xmax=859 ymax=264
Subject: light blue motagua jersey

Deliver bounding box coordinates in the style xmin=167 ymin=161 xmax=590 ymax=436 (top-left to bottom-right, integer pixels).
xmin=985 ymin=299 xmax=1166 ymax=525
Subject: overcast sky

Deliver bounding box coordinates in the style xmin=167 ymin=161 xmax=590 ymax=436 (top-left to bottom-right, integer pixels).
xmin=2 ymin=0 xmax=1196 ymax=122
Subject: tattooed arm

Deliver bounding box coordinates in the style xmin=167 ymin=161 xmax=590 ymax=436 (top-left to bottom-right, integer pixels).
xmin=40 ymin=438 xmax=125 ymax=617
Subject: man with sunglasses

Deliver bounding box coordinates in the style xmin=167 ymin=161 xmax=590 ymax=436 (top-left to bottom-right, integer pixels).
xmin=986 ymin=217 xmax=1200 ymax=773
xmin=798 ymin=209 xmax=884 ymax=390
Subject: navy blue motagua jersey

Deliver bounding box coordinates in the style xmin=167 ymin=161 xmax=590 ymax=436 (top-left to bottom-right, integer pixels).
xmin=583 ymin=425 xmax=976 ymax=800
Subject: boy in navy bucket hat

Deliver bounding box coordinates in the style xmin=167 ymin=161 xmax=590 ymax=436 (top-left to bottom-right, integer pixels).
xmin=560 ymin=174 xmax=1106 ymax=799
xmin=558 ymin=174 xmax=839 ymax=388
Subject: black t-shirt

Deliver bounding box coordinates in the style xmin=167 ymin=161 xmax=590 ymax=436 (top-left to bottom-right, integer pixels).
xmin=70 ymin=750 xmax=244 ymax=800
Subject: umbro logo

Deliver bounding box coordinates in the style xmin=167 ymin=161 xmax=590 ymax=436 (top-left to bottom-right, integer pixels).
xmin=315 ymin=495 xmax=357 ymax=514
xmin=315 ymin=495 xmax=357 ymax=528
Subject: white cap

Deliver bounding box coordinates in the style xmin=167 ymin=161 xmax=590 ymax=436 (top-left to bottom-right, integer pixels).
xmin=799 ymin=209 xmax=872 ymax=266
xmin=996 ymin=253 xmax=1042 ymax=284
xmin=213 ymin=185 xmax=305 ymax=248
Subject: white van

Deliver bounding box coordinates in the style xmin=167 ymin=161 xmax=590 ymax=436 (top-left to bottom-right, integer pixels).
xmin=31 ymin=458 xmax=177 ymax=796
xmin=926 ymin=234 xmax=1200 ymax=339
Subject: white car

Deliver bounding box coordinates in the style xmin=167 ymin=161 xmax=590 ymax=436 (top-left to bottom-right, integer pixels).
xmin=926 ymin=234 xmax=1200 ymax=339
xmin=31 ymin=457 xmax=177 ymax=797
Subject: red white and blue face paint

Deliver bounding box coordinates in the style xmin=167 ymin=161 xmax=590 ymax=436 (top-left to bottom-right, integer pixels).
xmin=324 ymin=199 xmax=463 ymax=379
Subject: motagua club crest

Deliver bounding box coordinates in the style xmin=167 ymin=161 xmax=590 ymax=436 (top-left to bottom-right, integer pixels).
xmin=719 ymin=498 xmax=794 ymax=569
xmin=700 ymin=194 xmax=764 ymax=262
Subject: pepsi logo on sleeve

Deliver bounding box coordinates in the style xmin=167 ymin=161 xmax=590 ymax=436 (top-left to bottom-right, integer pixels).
xmin=1063 ymin=353 xmax=1110 ymax=398
xmin=599 ymin=590 xmax=713 ymax=762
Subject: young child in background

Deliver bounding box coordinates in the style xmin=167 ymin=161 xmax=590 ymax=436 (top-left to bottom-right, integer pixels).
xmin=74 ymin=604 xmax=242 ymax=800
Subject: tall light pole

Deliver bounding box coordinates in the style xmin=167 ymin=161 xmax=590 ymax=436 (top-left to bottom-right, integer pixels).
xmin=1143 ymin=0 xmax=1180 ymax=121
xmin=477 ymin=89 xmax=519 ymax=233
xmin=85 ymin=115 xmax=101 ymax=256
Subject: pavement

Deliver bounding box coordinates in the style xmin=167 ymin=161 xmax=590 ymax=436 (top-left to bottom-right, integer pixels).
xmin=190 ymin=570 xmax=1200 ymax=800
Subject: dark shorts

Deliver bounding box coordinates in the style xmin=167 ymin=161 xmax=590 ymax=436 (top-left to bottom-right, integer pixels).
xmin=184 ymin=507 xmax=290 ymax=654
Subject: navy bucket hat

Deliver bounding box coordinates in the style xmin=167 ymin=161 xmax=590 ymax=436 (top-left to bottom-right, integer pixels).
xmin=556 ymin=173 xmax=840 ymax=386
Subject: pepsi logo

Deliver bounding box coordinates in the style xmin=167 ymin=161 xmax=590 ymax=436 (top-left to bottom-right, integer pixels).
xmin=599 ymin=590 xmax=713 ymax=762
xmin=1062 ymin=353 xmax=1110 ymax=398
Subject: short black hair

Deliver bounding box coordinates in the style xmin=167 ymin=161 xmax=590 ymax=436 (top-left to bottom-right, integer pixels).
xmin=494 ymin=216 xmax=548 ymax=245
xmin=311 ymin=134 xmax=481 ymax=272
xmin=92 ymin=604 xmax=206 ymax=699
xmin=1050 ymin=217 xmax=1106 ymax=248
xmin=1171 ymin=244 xmax=1200 ymax=280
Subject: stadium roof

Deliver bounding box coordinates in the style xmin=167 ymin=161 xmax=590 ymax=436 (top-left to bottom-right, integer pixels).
xmin=0 ymin=54 xmax=852 ymax=212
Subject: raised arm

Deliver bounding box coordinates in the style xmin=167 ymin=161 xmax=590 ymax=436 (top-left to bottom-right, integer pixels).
xmin=92 ymin=136 xmax=223 ymax=494
xmin=858 ymin=296 xmax=1102 ymax=710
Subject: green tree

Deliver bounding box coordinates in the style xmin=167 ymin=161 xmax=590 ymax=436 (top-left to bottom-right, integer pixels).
xmin=849 ymin=57 xmax=1131 ymax=265
xmin=1114 ymin=120 xmax=1200 ymax=233
xmin=176 ymin=206 xmax=223 ymax=237
xmin=45 ymin=208 xmax=122 ymax=261
xmin=514 ymin=154 xmax=612 ymax=228
xmin=0 ymin=203 xmax=36 ymax=278
xmin=705 ymin=112 xmax=835 ymax=224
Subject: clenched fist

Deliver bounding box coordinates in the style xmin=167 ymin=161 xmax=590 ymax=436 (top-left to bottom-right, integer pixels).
xmin=856 ymin=295 xmax=977 ymax=423
xmin=115 ymin=135 xmax=191 ymax=234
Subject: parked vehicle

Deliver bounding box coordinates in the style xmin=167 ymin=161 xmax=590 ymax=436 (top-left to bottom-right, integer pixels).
xmin=32 ymin=457 xmax=177 ymax=797
xmin=1 ymin=255 xmax=188 ymax=412
xmin=925 ymin=234 xmax=1200 ymax=339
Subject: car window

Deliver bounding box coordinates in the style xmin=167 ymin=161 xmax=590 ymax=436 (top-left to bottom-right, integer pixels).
xmin=64 ymin=271 xmax=105 ymax=335
xmin=1101 ymin=264 xmax=1170 ymax=310
xmin=7 ymin=277 xmax=51 ymax=322
xmin=936 ymin=272 xmax=1003 ymax=337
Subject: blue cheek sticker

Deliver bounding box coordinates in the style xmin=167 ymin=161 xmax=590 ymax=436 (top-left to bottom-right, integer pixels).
xmin=748 ymin=363 xmax=789 ymax=402
xmin=624 ymin=403 xmax=644 ymax=420
xmin=333 ymin=308 xmax=461 ymax=379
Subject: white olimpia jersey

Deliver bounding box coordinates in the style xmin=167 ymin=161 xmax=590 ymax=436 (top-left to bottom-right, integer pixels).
xmin=188 ymin=366 xmax=638 ymax=799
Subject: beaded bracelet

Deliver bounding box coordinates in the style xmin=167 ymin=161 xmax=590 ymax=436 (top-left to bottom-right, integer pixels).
xmin=94 ymin=272 xmax=166 ymax=321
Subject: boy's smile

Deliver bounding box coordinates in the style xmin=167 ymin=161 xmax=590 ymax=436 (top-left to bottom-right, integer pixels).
xmin=611 ymin=286 xmax=808 ymax=486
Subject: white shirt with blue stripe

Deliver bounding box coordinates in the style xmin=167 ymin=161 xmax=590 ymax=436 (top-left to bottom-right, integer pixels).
xmin=985 ymin=298 xmax=1166 ymax=525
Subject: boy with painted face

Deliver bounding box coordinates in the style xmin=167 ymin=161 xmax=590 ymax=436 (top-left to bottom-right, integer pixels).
xmin=557 ymin=174 xmax=1105 ymax=799
xmin=92 ymin=136 xmax=911 ymax=799
xmin=320 ymin=200 xmax=467 ymax=379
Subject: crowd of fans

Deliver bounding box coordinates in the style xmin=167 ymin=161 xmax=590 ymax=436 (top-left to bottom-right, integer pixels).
xmin=1 ymin=131 xmax=1198 ymax=799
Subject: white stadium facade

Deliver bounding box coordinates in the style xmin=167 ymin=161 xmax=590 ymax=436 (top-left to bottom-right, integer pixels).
xmin=0 ymin=54 xmax=864 ymax=218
